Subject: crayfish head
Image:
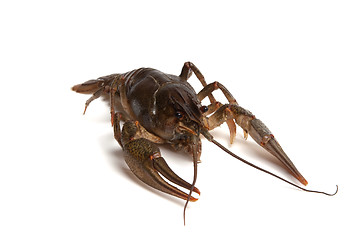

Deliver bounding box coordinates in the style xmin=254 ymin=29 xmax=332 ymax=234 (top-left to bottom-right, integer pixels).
xmin=153 ymin=83 xmax=207 ymax=144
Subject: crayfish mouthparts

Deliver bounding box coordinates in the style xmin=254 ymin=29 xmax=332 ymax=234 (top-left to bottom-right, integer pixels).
xmin=177 ymin=125 xmax=198 ymax=136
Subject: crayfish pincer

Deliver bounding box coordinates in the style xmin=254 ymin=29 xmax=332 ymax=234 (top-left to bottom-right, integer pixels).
xmin=72 ymin=62 xmax=338 ymax=224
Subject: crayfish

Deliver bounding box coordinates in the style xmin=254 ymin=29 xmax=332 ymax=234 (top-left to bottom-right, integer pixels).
xmin=72 ymin=62 xmax=337 ymax=224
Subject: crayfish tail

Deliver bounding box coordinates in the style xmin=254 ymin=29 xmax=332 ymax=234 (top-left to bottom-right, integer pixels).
xmin=71 ymin=79 xmax=106 ymax=94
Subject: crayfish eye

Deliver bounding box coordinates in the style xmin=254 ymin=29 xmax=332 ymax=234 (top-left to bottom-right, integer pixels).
xmin=200 ymin=106 xmax=208 ymax=113
xmin=175 ymin=111 xmax=184 ymax=119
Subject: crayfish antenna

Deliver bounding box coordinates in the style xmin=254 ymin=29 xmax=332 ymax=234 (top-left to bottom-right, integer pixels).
xmin=183 ymin=137 xmax=199 ymax=226
xmin=201 ymin=129 xmax=338 ymax=196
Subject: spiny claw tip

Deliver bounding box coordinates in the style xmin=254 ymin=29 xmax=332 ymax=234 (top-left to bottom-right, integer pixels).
xmin=189 ymin=197 xmax=199 ymax=202
xmin=111 ymin=116 xmax=114 ymax=126
xmin=299 ymin=177 xmax=308 ymax=186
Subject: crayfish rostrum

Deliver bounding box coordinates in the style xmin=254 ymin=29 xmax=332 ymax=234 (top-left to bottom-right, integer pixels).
xmin=72 ymin=62 xmax=337 ymax=223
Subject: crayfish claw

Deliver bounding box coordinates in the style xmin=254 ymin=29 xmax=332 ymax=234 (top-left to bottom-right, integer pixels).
xmin=123 ymin=143 xmax=199 ymax=201
xmin=153 ymin=156 xmax=200 ymax=196
xmin=121 ymin=131 xmax=199 ymax=201
xmin=249 ymin=118 xmax=308 ymax=186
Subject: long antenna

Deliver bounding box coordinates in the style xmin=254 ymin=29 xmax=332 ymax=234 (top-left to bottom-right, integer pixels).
xmin=183 ymin=139 xmax=199 ymax=225
xmin=211 ymin=138 xmax=338 ymax=196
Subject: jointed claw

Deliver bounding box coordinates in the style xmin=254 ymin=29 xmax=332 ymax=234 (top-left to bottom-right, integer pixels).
xmin=113 ymin=114 xmax=200 ymax=201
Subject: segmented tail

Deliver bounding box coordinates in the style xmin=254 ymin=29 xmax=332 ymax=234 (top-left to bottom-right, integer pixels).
xmin=72 ymin=73 xmax=123 ymax=94
xmin=71 ymin=79 xmax=106 ymax=94
xmin=71 ymin=74 xmax=123 ymax=116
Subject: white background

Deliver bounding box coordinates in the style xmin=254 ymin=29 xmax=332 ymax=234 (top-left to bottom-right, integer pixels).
xmin=1 ymin=0 xmax=363 ymax=239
